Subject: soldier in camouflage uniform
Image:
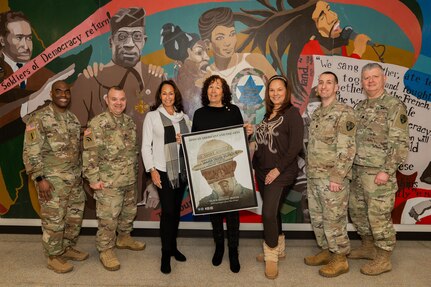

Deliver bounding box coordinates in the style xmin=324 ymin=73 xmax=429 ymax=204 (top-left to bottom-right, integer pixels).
xmin=22 ymin=80 xmax=88 ymax=273
xmin=349 ymin=63 xmax=409 ymax=276
xmin=82 ymin=86 xmax=145 ymax=271
xmin=304 ymin=72 xmax=356 ymax=277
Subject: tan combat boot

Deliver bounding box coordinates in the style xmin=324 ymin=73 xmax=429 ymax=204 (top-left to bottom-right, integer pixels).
xmin=47 ymin=256 xmax=73 ymax=273
xmin=348 ymin=235 xmax=376 ymax=260
xmin=99 ymin=248 xmax=120 ymax=271
xmin=263 ymin=242 xmax=279 ymax=279
xmin=256 ymin=234 xmax=286 ymax=262
xmin=304 ymin=249 xmax=332 ymax=266
xmin=116 ymin=233 xmax=146 ymax=251
xmin=62 ymin=246 xmax=89 ymax=261
xmin=319 ymin=253 xmax=349 ymax=277
xmin=360 ymin=247 xmax=392 ymax=276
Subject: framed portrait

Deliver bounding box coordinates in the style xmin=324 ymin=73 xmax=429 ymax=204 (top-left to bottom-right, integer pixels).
xmin=182 ymin=125 xmax=257 ymax=215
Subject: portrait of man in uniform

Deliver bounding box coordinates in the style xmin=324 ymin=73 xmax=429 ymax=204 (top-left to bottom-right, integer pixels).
xmin=182 ymin=126 xmax=257 ymax=215
xmin=70 ymin=7 xmax=164 ymax=218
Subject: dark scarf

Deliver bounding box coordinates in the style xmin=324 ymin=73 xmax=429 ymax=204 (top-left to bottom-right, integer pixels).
xmin=159 ymin=111 xmax=189 ymax=188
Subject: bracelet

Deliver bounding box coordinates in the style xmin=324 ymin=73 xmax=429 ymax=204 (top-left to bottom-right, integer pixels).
xmin=36 ymin=175 xmax=45 ymax=182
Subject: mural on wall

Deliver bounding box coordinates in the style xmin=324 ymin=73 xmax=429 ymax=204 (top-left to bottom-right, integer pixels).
xmin=0 ymin=0 xmax=430 ymax=227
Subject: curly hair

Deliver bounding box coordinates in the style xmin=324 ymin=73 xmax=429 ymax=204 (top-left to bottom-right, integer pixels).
xmin=264 ymin=75 xmax=292 ymax=119
xmin=151 ymin=79 xmax=184 ymax=112
xmin=200 ymin=75 xmax=232 ymax=107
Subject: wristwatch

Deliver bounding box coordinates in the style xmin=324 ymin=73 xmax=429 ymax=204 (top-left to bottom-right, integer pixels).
xmin=149 ymin=167 xmax=156 ymax=172
xmin=36 ymin=175 xmax=45 ymax=182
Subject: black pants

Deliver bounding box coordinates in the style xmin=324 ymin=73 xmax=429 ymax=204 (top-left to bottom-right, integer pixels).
xmin=157 ymin=171 xmax=186 ymax=253
xmin=257 ymin=178 xmax=290 ymax=248
xmin=210 ymin=211 xmax=239 ymax=248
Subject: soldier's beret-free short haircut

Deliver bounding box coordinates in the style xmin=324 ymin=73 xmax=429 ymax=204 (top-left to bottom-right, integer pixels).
xmin=110 ymin=7 xmax=146 ymax=35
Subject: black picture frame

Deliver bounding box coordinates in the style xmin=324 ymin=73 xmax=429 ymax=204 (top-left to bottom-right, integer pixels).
xmin=182 ymin=125 xmax=257 ymax=215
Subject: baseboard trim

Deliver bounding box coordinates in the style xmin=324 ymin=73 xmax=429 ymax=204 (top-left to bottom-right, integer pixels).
xmin=0 ymin=226 xmax=429 ymax=240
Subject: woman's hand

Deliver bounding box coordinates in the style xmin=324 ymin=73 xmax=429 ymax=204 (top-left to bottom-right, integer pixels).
xmin=151 ymin=169 xmax=162 ymax=188
xmin=143 ymin=183 xmax=160 ymax=208
xmin=265 ymin=167 xmax=280 ymax=185
xmin=244 ymin=123 xmax=254 ymax=136
xmin=176 ymin=133 xmax=182 ymax=144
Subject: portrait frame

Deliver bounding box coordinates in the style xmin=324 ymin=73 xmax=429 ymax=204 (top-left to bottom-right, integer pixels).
xmin=182 ymin=125 xmax=257 ymax=215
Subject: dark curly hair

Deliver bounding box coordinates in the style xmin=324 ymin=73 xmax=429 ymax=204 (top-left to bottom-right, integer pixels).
xmin=264 ymin=75 xmax=292 ymax=119
xmin=201 ymin=75 xmax=232 ymax=107
xmin=151 ymin=79 xmax=184 ymax=112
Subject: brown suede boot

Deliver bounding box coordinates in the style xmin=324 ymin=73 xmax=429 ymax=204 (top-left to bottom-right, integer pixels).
xmin=348 ymin=235 xmax=376 ymax=260
xmin=256 ymin=234 xmax=286 ymax=262
xmin=263 ymin=242 xmax=279 ymax=279
xmin=304 ymin=249 xmax=332 ymax=266
xmin=47 ymin=256 xmax=73 ymax=273
xmin=116 ymin=233 xmax=146 ymax=251
xmin=360 ymin=247 xmax=392 ymax=276
xmin=319 ymin=253 xmax=349 ymax=277
xmin=99 ymin=248 xmax=120 ymax=271
xmin=62 ymin=247 xmax=89 ymax=261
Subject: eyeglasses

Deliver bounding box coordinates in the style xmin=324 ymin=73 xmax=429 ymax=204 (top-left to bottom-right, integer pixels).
xmin=114 ymin=31 xmax=147 ymax=43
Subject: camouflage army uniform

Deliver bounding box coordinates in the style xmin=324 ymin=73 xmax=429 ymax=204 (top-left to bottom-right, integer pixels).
xmin=82 ymin=111 xmax=138 ymax=252
xmin=23 ymin=104 xmax=85 ymax=256
xmin=307 ymin=100 xmax=356 ymax=254
xmin=350 ymin=90 xmax=409 ymax=251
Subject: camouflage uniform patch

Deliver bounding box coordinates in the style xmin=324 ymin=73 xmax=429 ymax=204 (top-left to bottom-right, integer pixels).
xmin=83 ymin=128 xmax=96 ymax=149
xmin=340 ymin=114 xmax=356 ymax=136
xmin=393 ymin=108 xmax=408 ymax=129
xmin=25 ymin=122 xmax=39 ymax=143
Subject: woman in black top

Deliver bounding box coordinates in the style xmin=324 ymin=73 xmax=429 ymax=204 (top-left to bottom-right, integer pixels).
xmin=192 ymin=75 xmax=251 ymax=273
xmin=252 ymin=75 xmax=304 ymax=279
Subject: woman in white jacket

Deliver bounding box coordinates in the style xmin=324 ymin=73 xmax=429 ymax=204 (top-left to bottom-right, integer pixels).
xmin=142 ymin=79 xmax=191 ymax=274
